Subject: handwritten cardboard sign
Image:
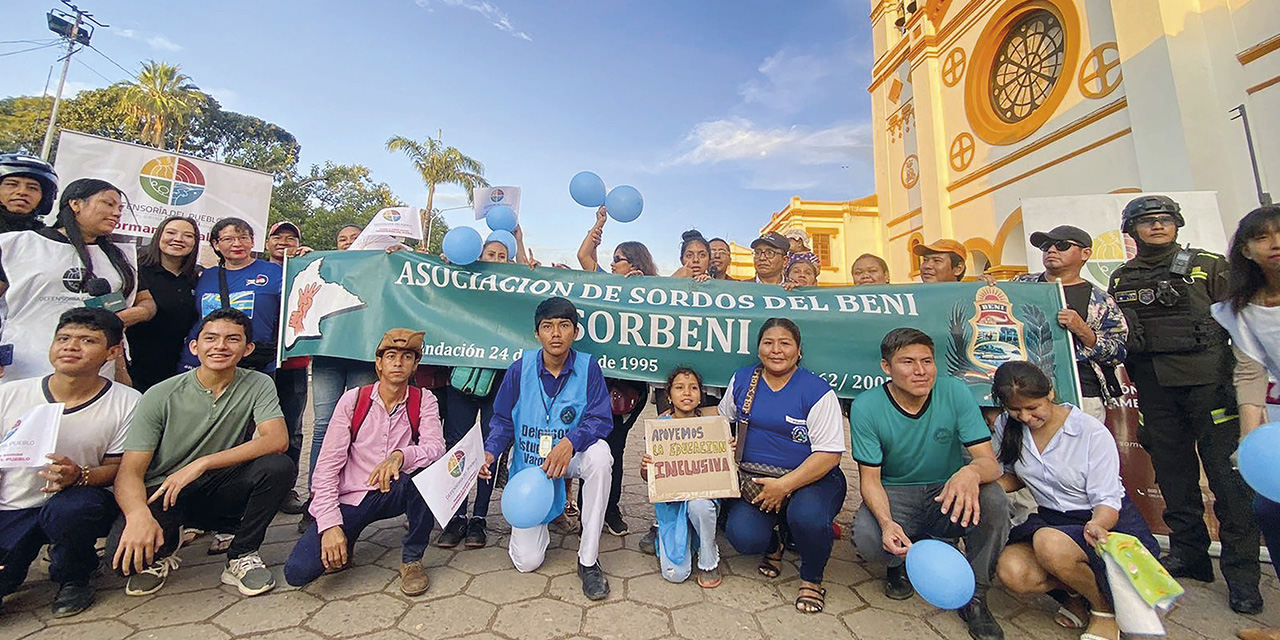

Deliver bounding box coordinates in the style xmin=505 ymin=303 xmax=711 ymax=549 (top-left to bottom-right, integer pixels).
xmin=643 ymin=415 xmax=739 ymax=503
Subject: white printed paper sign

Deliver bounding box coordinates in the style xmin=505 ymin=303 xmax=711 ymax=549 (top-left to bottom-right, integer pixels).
xmin=412 ymin=425 xmax=483 ymax=525
xmin=0 ymin=403 xmax=64 ymax=468
xmin=473 ymin=187 xmax=521 ymax=220
xmin=352 ymin=207 xmax=423 ymax=250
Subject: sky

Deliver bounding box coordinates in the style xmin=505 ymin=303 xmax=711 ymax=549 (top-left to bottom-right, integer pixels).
xmin=1 ymin=0 xmax=875 ymax=272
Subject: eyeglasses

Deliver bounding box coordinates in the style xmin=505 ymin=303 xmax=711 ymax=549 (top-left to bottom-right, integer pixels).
xmin=1135 ymin=215 xmax=1179 ymax=229
xmin=611 ymin=254 xmax=629 ymax=264
xmin=753 ymin=248 xmax=784 ymax=259
xmin=216 ymin=235 xmax=253 ymax=246
xmin=1037 ymin=239 xmax=1083 ymax=252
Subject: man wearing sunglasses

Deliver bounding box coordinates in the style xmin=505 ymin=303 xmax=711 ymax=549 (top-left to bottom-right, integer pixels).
xmin=1108 ymin=195 xmax=1261 ymax=616
xmin=1011 ymin=226 xmax=1127 ymax=421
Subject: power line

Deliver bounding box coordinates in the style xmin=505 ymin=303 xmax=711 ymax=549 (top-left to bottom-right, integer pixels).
xmin=0 ymin=38 xmax=60 ymax=46
xmin=87 ymin=43 xmax=134 ymax=77
xmin=0 ymin=42 xmax=63 ymax=58
xmin=74 ymin=56 xmax=114 ymax=84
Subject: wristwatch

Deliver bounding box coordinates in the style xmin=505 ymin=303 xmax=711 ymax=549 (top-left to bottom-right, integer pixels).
xmin=76 ymin=465 xmax=91 ymax=487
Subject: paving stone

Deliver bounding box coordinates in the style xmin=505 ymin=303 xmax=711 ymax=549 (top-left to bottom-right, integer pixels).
xmin=625 ymin=573 xmax=704 ymax=609
xmin=531 ymin=548 xmax=581 ymax=577
xmin=118 ymin=589 xmax=239 ymax=628
xmin=1004 ymin=609 xmax=1076 ymax=640
xmin=36 ymin=585 xmax=148 ymax=626
xmin=1166 ymin=579 xmax=1261 ymax=638
xmin=257 ymin=540 xmax=298 ymax=567
xmin=20 ymin=620 xmax=132 ymax=640
xmin=466 ymin=569 xmax=549 ymax=604
xmin=583 ymin=601 xmax=671 ymax=640
xmin=850 ymin=578 xmax=944 ymax=617
xmin=819 ymin=557 xmax=873 ymax=586
xmin=840 ymin=607 xmax=945 ymax=640
xmin=305 ymin=593 xmax=408 ymax=638
xmin=0 ymin=611 xmax=44 ymax=640
xmin=346 ymin=631 xmax=420 ymax=640
xmin=301 ymin=563 xmax=397 ymax=600
xmin=703 ymin=575 xmax=785 ymax=612
xmin=2 ymin=581 xmax=57 ymax=614
xmin=671 ymin=602 xmax=761 ymax=640
xmin=774 ymin=580 xmax=866 ymax=615
xmin=154 ymin=557 xmax=234 ymax=595
xmin=238 ymin=629 xmax=325 ymax=640
xmin=399 ymin=595 xmax=496 ymax=639
xmin=721 ymin=553 xmax=798 ymax=582
xmin=212 ymin=590 xmax=324 ymax=635
xmin=447 ymin=546 xmax=517 ymax=575
xmin=756 ymin=603 xmax=853 ymax=640
xmin=492 ymin=599 xmax=584 ymax=640
xmin=122 ymin=623 xmax=231 ymax=640
xmin=408 ymin=565 xmax=473 ymax=602
xmin=598 ymin=549 xmax=660 ymax=579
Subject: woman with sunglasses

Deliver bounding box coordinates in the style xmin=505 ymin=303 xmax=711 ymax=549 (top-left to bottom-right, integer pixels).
xmin=576 ymin=206 xmax=658 ymax=277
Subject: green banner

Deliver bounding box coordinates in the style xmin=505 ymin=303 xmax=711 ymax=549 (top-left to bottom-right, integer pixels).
xmin=280 ymin=251 xmax=1079 ymax=404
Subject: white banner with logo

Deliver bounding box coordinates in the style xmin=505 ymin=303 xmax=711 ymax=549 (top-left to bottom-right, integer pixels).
xmin=412 ymin=425 xmax=483 ymax=525
xmin=351 ymin=207 xmax=423 ymax=250
xmin=0 ymin=403 xmax=63 ymax=468
xmin=1020 ymin=192 xmax=1228 ymax=288
xmin=53 ymin=130 xmax=274 ymax=251
xmin=472 ymin=186 xmax=521 ymax=220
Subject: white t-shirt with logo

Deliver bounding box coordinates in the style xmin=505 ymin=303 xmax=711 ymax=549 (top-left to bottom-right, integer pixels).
xmin=0 ymin=230 xmax=138 ymax=383
xmin=0 ymin=376 xmax=139 ymax=510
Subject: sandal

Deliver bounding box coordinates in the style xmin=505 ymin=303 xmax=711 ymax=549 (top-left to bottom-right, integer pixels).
xmin=208 ymin=533 xmax=234 ymax=555
xmin=757 ymin=542 xmax=784 ymax=579
xmin=795 ymin=583 xmax=826 ymax=613
xmin=1080 ymin=611 xmax=1118 ymax=640
xmin=1054 ymin=595 xmax=1089 ymax=629
xmin=697 ymin=565 xmax=722 ymax=589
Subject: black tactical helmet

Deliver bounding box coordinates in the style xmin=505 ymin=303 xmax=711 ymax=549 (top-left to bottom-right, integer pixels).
xmin=0 ymin=154 xmax=59 ymax=218
xmin=1121 ymin=194 xmax=1184 ymax=233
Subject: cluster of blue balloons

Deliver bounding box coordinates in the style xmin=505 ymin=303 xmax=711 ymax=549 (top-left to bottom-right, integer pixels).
xmin=441 ymin=204 xmax=521 ymax=265
xmin=905 ymin=539 xmax=975 ymax=609
xmin=1238 ymin=423 xmax=1280 ymax=502
xmin=501 ymin=467 xmax=555 ymax=528
xmin=569 ymin=171 xmax=644 ymax=223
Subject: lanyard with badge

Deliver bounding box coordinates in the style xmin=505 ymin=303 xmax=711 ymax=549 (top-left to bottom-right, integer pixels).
xmin=538 ymin=373 xmax=569 ymax=458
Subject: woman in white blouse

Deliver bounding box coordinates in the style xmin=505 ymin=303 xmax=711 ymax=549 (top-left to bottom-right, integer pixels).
xmin=991 ymin=361 xmax=1158 ymax=640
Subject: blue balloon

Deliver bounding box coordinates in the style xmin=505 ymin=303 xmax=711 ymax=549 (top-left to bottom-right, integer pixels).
xmin=604 ymin=185 xmax=643 ymax=223
xmin=1239 ymin=423 xmax=1280 ymax=502
xmin=485 ymin=229 xmax=517 ymax=258
xmin=905 ymin=539 xmax=975 ymax=609
xmin=486 ymin=205 xmax=518 ymax=232
xmin=442 ymin=226 xmax=483 ymax=265
xmin=569 ymin=171 xmax=607 ymax=207
xmin=502 ymin=467 xmax=555 ymax=529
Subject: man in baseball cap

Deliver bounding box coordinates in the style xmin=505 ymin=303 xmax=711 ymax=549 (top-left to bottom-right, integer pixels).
xmin=750 ymin=232 xmax=790 ymax=285
xmin=913 ymin=239 xmax=967 ymax=283
xmin=265 ymin=219 xmax=314 ymax=516
xmin=266 ymin=221 xmax=311 ymax=266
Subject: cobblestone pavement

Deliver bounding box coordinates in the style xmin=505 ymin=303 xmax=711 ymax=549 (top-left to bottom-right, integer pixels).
xmin=3 ymin=403 xmax=1278 ymax=640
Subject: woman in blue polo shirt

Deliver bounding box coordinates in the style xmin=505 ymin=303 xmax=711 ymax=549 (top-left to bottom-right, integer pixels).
xmin=718 ymin=318 xmax=846 ymax=614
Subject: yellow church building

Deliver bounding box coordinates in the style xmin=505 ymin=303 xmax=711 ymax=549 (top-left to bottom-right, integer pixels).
xmin=733 ymin=0 xmax=1279 ymax=284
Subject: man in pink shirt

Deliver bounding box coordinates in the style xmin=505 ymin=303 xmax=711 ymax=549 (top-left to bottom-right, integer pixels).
xmin=283 ymin=329 xmax=445 ymax=596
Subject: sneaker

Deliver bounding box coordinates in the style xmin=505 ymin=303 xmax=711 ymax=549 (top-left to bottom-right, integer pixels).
xmin=434 ymin=516 xmax=468 ymax=549
xmin=604 ymin=510 xmax=629 ymax=536
xmin=578 ymin=562 xmax=610 ymax=601
xmin=51 ymin=582 xmax=94 ymax=618
xmin=884 ymin=564 xmax=915 ymax=600
xmin=957 ymin=597 xmax=1005 ymax=640
xmin=465 ymin=518 xmax=488 ymax=549
xmin=400 ymin=561 xmax=430 ymax=596
xmin=1159 ymin=553 xmax=1214 ymax=582
xmin=280 ymin=489 xmax=308 ymax=515
xmin=221 ymin=552 xmax=276 ymax=596
xmin=639 ymin=524 xmax=658 ymax=555
xmin=125 ymin=555 xmax=182 ymax=596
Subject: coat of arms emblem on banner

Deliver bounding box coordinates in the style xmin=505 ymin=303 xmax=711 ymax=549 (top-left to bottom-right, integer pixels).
xmin=966 ymin=286 xmax=1027 ymax=371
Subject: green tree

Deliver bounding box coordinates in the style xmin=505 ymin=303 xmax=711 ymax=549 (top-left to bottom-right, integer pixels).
xmin=0 ymin=96 xmax=54 ymax=154
xmin=118 ymin=60 xmax=202 ymax=150
xmin=386 ymin=131 xmax=487 ymax=248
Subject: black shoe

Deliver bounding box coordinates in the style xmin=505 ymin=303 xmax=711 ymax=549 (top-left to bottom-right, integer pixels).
xmin=1230 ymin=583 xmax=1265 ymax=615
xmin=639 ymin=524 xmax=658 ymax=555
xmin=51 ymin=582 xmax=94 ymax=618
xmin=884 ymin=564 xmax=915 ymax=600
xmin=280 ymin=489 xmax=307 ymax=515
xmin=1159 ymin=554 xmax=1214 ymax=582
xmin=465 ymin=517 xmax=488 ymax=549
xmin=578 ymin=562 xmax=610 ymax=601
xmin=604 ymin=511 xmax=629 ymax=536
xmin=297 ymin=510 xmax=314 ymax=535
xmin=434 ymin=516 xmax=468 ymax=549
xmin=957 ymin=597 xmax=1005 ymax=640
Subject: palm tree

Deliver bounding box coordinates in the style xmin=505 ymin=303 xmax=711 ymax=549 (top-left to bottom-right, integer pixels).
xmin=118 ymin=60 xmax=202 ymax=150
xmin=386 ymin=131 xmax=488 ymax=248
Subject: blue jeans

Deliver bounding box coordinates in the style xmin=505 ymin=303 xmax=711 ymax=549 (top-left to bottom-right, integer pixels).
xmin=0 ymin=487 xmax=118 ymax=595
xmin=726 ymin=468 xmax=847 ymax=584
xmin=284 ymin=474 xmax=434 ymax=586
xmin=276 ymin=366 xmax=309 ymax=483
xmin=444 ymin=384 xmax=497 ymax=519
xmin=308 ymin=356 xmax=377 ymax=485
xmin=657 ymin=499 xmax=720 ymax=583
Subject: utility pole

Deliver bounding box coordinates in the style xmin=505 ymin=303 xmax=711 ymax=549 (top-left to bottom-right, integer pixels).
xmin=39 ymin=1 xmax=107 ymax=161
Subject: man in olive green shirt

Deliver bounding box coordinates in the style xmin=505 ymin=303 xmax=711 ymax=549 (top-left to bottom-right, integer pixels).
xmin=112 ymin=309 xmax=291 ymax=598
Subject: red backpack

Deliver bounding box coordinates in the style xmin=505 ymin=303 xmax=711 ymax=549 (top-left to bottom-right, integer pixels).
xmin=350 ymin=385 xmax=423 ymax=444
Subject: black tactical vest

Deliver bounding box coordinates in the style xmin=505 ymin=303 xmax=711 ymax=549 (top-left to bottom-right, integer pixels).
xmin=1109 ymin=250 xmax=1228 ymax=355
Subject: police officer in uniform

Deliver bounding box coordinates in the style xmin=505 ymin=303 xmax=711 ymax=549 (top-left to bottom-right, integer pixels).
xmin=1108 ymin=195 xmax=1262 ymax=614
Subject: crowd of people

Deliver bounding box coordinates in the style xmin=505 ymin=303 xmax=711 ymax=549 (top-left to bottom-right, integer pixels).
xmin=2 ymin=152 xmax=1280 ymax=640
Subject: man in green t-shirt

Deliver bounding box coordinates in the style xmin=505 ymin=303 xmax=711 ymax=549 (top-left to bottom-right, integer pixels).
xmin=849 ymin=328 xmax=1009 ymax=640
xmin=111 ymin=309 xmax=292 ymax=599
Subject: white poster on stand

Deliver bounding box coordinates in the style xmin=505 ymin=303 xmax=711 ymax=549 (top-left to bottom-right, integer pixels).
xmin=0 ymin=403 xmax=63 ymax=468
xmin=473 ymin=186 xmax=521 ymax=221
xmin=412 ymin=426 xmax=483 ymax=525
xmin=53 ymin=130 xmax=274 ymax=251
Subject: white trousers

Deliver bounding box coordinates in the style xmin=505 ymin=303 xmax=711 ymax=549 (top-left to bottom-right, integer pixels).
xmin=508 ymin=439 xmax=613 ymax=572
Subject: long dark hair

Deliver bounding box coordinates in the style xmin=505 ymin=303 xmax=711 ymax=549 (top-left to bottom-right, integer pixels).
xmin=665 ymin=365 xmax=705 ymax=416
xmin=140 ymin=215 xmax=201 ymax=283
xmin=1228 ymin=205 xmax=1280 ymax=312
xmin=54 ymin=178 xmax=136 ymax=296
xmin=615 ymin=241 xmax=658 ymax=276
xmin=991 ymin=360 xmax=1054 ymax=466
